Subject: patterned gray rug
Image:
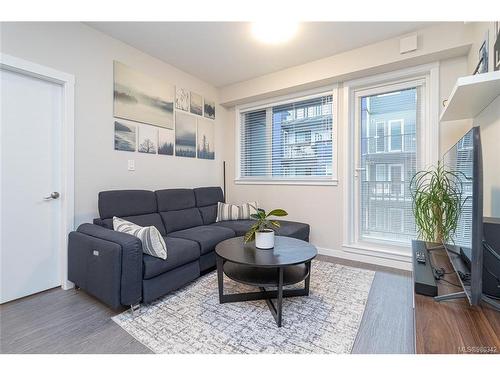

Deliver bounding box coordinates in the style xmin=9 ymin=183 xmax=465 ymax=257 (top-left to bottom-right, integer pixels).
xmin=112 ymin=260 xmax=375 ymax=354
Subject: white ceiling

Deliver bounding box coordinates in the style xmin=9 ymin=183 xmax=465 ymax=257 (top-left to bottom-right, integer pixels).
xmin=88 ymin=22 xmax=441 ymax=87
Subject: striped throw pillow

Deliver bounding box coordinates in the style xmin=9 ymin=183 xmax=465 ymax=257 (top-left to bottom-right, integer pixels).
xmin=216 ymin=202 xmax=258 ymax=222
xmin=113 ymin=217 xmax=167 ymax=260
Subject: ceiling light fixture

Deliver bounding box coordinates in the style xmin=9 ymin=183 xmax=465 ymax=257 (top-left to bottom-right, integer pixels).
xmin=251 ymin=21 xmax=299 ymax=45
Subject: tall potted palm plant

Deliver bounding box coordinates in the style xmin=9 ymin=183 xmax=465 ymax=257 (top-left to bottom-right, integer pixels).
xmin=410 ymin=161 xmax=465 ymax=244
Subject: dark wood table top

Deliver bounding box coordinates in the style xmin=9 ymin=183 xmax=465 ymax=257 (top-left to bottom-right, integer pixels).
xmin=215 ymin=236 xmax=317 ymax=268
xmin=414 ymin=244 xmax=500 ymax=354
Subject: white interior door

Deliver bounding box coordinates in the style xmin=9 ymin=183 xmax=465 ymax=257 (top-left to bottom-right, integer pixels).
xmin=1 ymin=68 xmax=63 ymax=303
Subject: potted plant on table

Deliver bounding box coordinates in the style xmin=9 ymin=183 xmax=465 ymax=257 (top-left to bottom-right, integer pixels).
xmin=410 ymin=161 xmax=465 ymax=245
xmin=244 ymin=207 xmax=288 ymax=249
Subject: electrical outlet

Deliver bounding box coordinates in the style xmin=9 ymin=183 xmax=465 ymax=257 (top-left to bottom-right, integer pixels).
xmin=128 ymin=160 xmax=135 ymax=171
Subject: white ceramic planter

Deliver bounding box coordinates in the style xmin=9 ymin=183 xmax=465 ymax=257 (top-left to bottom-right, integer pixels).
xmin=255 ymin=230 xmax=275 ymax=249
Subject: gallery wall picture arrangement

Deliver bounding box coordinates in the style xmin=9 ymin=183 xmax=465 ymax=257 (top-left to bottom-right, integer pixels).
xmin=197 ymin=118 xmax=215 ymax=160
xmin=175 ymin=112 xmax=197 ymax=158
xmin=190 ymin=91 xmax=203 ymax=116
xmin=114 ymin=119 xmax=137 ymax=152
xmin=175 ymin=86 xmax=190 ymax=112
xmin=112 ymin=61 xmax=216 ymax=160
xmin=204 ymin=98 xmax=216 ymax=120
xmin=113 ymin=61 xmax=174 ymax=129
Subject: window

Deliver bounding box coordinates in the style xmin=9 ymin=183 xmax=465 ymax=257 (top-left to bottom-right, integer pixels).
xmin=358 ymin=86 xmax=421 ymax=245
xmin=374 ymin=164 xmax=387 ymax=195
xmin=375 ymin=164 xmax=386 ymax=181
xmin=346 ymin=64 xmax=438 ymax=256
xmin=388 ymin=119 xmax=404 ymax=152
xmin=238 ymin=92 xmax=335 ymax=183
xmin=375 ymin=121 xmax=386 ymax=153
xmin=389 ymin=164 xmax=404 ymax=197
xmin=389 ymin=208 xmax=405 ymax=233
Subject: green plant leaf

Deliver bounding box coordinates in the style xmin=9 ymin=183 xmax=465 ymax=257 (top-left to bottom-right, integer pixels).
xmin=244 ymin=222 xmax=260 ymax=243
xmin=410 ymin=161 xmax=464 ymax=243
xmin=244 ymin=229 xmax=256 ymax=243
xmin=266 ymin=209 xmax=288 ymax=217
xmin=255 ymin=208 xmax=266 ymax=220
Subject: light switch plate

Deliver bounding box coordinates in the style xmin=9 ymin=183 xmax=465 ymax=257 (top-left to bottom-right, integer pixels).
xmin=128 ymin=160 xmax=135 ymax=171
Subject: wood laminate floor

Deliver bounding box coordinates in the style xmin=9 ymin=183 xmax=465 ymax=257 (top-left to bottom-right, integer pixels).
xmin=0 ymin=256 xmax=414 ymax=354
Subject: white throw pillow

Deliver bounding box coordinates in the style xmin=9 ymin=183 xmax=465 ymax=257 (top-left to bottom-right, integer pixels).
xmin=113 ymin=217 xmax=167 ymax=260
xmin=216 ymin=201 xmax=258 ymax=222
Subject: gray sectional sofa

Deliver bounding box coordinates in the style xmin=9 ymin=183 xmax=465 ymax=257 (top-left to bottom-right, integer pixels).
xmin=68 ymin=187 xmax=310 ymax=310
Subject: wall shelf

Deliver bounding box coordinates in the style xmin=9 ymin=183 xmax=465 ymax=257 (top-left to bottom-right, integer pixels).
xmin=440 ymin=71 xmax=500 ymax=122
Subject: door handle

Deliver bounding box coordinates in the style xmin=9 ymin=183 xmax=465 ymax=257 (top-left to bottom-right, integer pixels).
xmin=354 ymin=167 xmax=365 ymax=178
xmin=43 ymin=192 xmax=60 ymax=200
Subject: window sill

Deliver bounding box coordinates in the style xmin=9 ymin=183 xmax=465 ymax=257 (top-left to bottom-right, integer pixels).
xmin=234 ymin=179 xmax=339 ymax=186
xmin=342 ymin=242 xmax=411 ymax=262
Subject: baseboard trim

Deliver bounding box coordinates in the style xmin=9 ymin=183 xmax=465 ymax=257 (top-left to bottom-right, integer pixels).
xmin=316 ymin=247 xmax=412 ymax=271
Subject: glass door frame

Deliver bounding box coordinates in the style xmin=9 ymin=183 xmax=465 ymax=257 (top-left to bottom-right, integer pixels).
xmin=342 ymin=63 xmax=439 ymax=262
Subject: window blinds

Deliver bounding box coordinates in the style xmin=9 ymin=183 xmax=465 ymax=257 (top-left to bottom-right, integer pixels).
xmin=239 ymin=94 xmax=334 ymax=181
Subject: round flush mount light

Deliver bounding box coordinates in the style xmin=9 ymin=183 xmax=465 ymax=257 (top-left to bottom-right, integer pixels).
xmin=251 ymin=21 xmax=299 ymax=45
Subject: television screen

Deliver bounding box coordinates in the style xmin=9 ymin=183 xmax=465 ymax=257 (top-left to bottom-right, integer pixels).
xmin=442 ymin=127 xmax=483 ymax=305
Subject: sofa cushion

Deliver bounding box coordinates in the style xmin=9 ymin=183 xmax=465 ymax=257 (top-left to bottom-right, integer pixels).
xmin=168 ymin=225 xmax=235 ymax=254
xmin=142 ymin=237 xmax=200 ymax=279
xmin=194 ymin=187 xmax=223 ymax=207
xmin=99 ymin=190 xmax=157 ymax=219
xmin=216 ymin=201 xmax=257 ymax=221
xmin=199 ymin=205 xmax=218 ymax=225
xmin=155 ymin=189 xmax=196 ymax=211
xmin=97 ymin=213 xmax=167 ymax=236
xmin=212 ymin=220 xmax=310 ymax=241
xmin=156 ymin=189 xmax=204 ymax=232
xmin=113 ymin=217 xmax=167 ymax=260
xmin=160 ymin=208 xmax=203 ymax=233
xmin=274 ymin=220 xmax=310 ymax=241
xmin=194 ymin=186 xmax=224 ymax=225
xmin=210 ymin=220 xmax=254 ymax=236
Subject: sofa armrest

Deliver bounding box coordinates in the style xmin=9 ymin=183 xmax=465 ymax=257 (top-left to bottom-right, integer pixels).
xmin=68 ymin=223 xmax=143 ymax=309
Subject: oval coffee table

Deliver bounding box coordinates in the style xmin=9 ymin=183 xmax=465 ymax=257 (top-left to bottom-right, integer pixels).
xmin=215 ymin=236 xmax=317 ymax=327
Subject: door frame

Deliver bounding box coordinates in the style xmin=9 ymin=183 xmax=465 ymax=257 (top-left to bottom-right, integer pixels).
xmin=341 ymin=62 xmax=439 ymax=263
xmin=1 ymin=53 xmax=75 ymax=290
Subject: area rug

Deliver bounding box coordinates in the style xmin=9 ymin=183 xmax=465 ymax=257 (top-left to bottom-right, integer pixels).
xmin=112 ymin=260 xmax=375 ymax=354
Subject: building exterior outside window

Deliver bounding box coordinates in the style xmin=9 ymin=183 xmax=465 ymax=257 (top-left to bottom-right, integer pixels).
xmin=360 ymin=88 xmax=419 ymax=244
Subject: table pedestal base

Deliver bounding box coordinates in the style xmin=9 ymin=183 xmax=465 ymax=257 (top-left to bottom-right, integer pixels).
xmin=216 ymin=256 xmax=311 ymax=327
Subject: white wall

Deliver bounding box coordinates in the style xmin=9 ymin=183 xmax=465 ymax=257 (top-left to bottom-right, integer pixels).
xmin=0 ymin=22 xmax=224 ymax=226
